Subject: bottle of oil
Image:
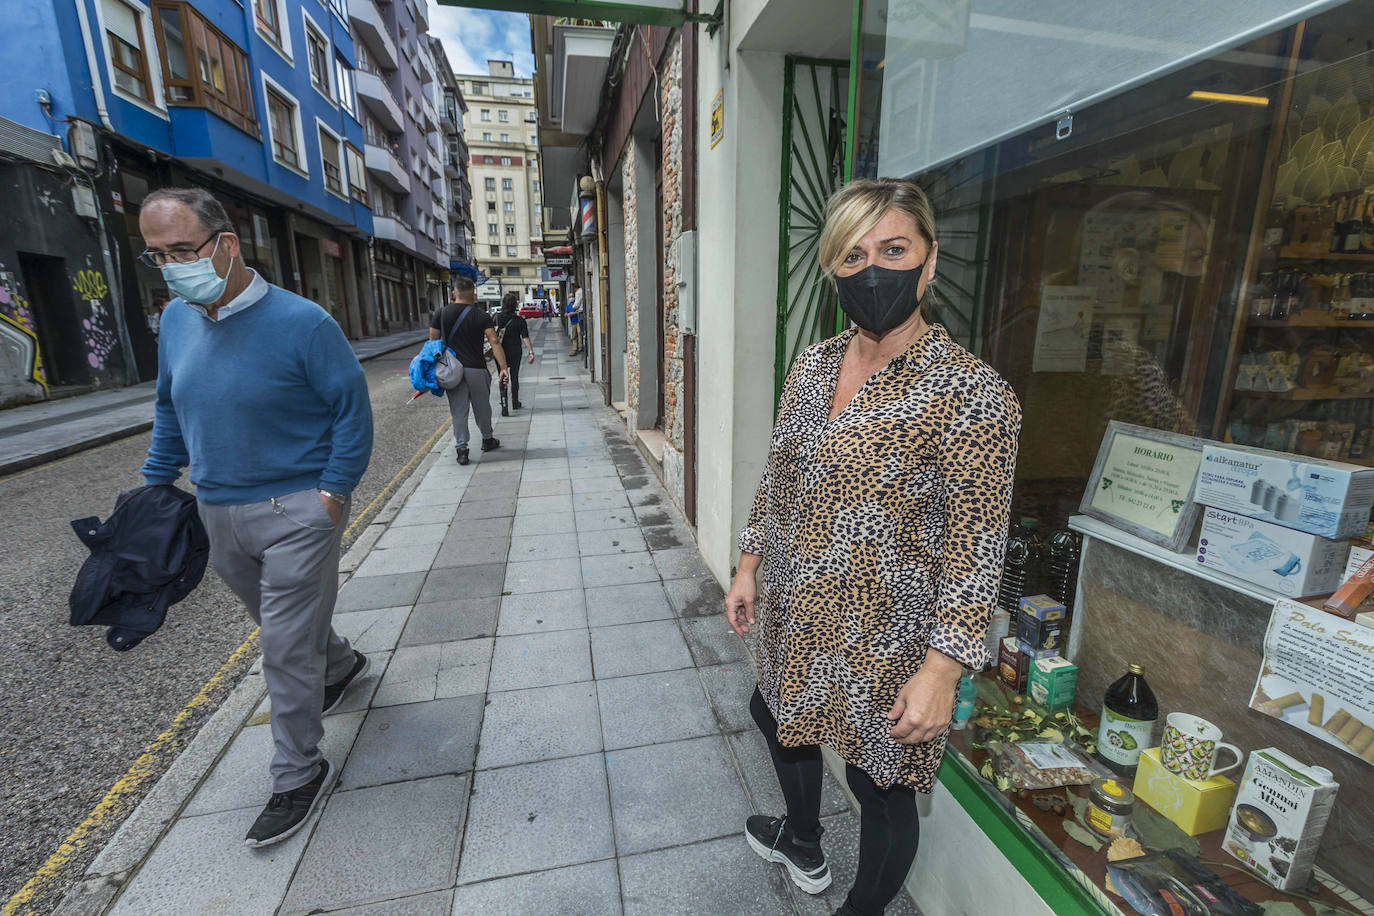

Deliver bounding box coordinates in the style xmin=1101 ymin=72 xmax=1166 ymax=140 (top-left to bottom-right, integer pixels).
xmin=1096 ymin=663 xmax=1158 ymax=776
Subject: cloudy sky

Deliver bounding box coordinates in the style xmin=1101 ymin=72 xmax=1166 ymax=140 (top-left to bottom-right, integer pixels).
xmin=429 ymin=6 xmax=536 ymax=79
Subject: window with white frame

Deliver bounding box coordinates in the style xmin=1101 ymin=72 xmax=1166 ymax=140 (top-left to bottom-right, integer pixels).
xmin=500 ymin=132 xmax=509 ymax=142
xmin=305 ymin=20 xmax=330 ymax=98
xmin=532 ymin=180 xmax=541 ymax=197
xmin=480 ymin=108 xmax=490 ymax=121
xmin=490 ymin=244 xmax=500 ymax=256
xmin=498 ymin=109 xmax=508 ymax=122
xmin=482 ymin=131 xmax=492 ymax=141
xmin=318 ymin=125 xmax=343 ymax=195
xmin=265 ymin=84 xmax=302 ymax=169
xmin=335 ymin=56 xmax=355 ymax=115
xmin=501 ymin=178 xmax=513 ymax=190
xmin=500 ymin=156 xmax=510 ymax=166
xmin=254 ymin=0 xmax=282 ymax=46
xmin=488 ymin=222 xmax=497 ymax=235
xmin=505 ymin=246 xmax=516 ymax=257
xmin=104 ymin=0 xmax=154 ymax=102
xmin=471 ymin=81 xmax=486 ymax=94
xmin=504 ymin=225 xmax=515 ymax=236
xmin=345 ymin=143 xmax=368 ymax=204
xmin=484 ymin=177 xmax=495 ymax=190
xmin=503 ymin=201 xmax=514 ymax=212
xmin=530 ymin=135 xmax=537 ymax=146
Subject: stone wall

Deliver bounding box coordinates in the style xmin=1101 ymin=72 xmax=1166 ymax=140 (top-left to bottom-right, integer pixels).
xmin=622 ymin=147 xmax=640 ymax=419
xmin=660 ymin=35 xmax=687 ymax=508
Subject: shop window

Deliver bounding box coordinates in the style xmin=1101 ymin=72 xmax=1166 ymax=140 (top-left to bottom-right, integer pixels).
xmin=104 ymin=0 xmax=154 ymax=103
xmin=345 ymin=143 xmax=368 ymax=204
xmin=502 ymin=178 xmax=513 ymax=191
xmin=335 ymin=56 xmax=355 ymax=115
xmin=153 ymin=2 xmax=256 ymax=135
xmin=485 ymin=177 xmax=495 ymax=190
xmin=265 ymin=85 xmax=301 ymax=170
xmin=305 ymin=20 xmax=330 ymax=99
xmin=319 ymin=126 xmax=344 ymax=196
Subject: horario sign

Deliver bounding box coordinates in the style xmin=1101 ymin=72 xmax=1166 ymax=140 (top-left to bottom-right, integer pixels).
xmin=436 ymin=0 xmax=719 ymax=27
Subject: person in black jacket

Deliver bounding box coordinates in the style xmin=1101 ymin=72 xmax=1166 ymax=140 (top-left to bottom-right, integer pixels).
xmin=495 ymin=292 xmax=534 ymax=415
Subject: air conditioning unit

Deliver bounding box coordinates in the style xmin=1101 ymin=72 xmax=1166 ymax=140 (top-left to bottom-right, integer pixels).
xmin=69 ymin=119 xmax=98 ymax=169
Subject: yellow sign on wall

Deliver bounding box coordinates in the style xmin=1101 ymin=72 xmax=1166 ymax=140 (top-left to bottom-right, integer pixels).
xmin=710 ymin=89 xmax=724 ymax=149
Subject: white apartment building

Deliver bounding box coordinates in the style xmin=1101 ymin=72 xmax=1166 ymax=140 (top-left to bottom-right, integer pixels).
xmin=458 ymin=61 xmax=544 ymax=303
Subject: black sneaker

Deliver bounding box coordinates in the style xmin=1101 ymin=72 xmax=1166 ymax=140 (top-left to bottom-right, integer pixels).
xmin=244 ymin=759 xmax=334 ymax=848
xmin=501 ymin=406 xmax=510 ymax=417
xmin=745 ymin=815 xmax=831 ymax=894
xmin=322 ymin=650 xmax=369 ymax=716
xmin=456 ymin=448 xmax=470 ymax=466
xmin=482 ymin=437 xmax=501 ymax=452
xmin=512 ymin=401 xmax=523 ymax=410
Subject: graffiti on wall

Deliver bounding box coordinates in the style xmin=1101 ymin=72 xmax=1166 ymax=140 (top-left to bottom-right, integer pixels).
xmin=0 ymin=269 xmax=47 ymax=394
xmin=73 ymin=267 xmax=117 ymax=370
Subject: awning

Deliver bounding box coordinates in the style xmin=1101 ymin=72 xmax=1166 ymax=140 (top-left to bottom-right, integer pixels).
xmin=878 ymin=0 xmax=1347 ymax=179
xmin=437 ymin=0 xmax=718 ymax=28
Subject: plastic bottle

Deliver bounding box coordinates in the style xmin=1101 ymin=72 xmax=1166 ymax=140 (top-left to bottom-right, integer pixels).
xmin=1047 ymin=528 xmax=1082 ymax=611
xmin=998 ymin=517 xmax=1044 ymax=627
xmin=1096 ymin=663 xmax=1159 ymax=776
xmin=951 ymin=671 xmax=977 ymax=730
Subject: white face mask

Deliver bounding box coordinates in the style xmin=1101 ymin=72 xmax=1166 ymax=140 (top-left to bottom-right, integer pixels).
xmin=160 ymin=235 xmax=233 ymax=304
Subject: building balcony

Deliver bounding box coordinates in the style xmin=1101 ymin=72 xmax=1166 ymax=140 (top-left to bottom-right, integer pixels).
xmin=357 ymin=70 xmax=404 ymax=133
xmin=373 ymin=215 xmax=416 ymax=250
xmin=444 ymin=150 xmax=460 ymax=178
xmin=427 ymin=147 xmax=443 ymax=178
xmin=348 ymin=0 xmax=398 ymax=70
xmin=422 ymin=94 xmax=438 ymax=129
xmin=365 ymin=142 xmax=410 ymax=193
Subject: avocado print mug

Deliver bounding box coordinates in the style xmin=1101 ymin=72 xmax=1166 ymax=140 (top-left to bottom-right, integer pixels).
xmin=1160 ymin=712 xmax=1242 ymax=781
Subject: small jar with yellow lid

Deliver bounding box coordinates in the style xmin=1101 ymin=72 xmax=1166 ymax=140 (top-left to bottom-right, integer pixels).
xmin=1087 ymin=777 xmax=1135 ymax=838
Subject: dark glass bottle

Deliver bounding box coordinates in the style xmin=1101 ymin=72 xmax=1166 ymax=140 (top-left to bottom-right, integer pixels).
xmin=1096 ymin=663 xmax=1159 ymax=776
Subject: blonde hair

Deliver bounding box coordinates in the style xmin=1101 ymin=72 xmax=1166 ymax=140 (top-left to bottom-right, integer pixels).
xmin=817 ymin=178 xmax=937 ymax=279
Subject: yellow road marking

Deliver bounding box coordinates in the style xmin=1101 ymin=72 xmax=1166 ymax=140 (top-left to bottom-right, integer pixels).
xmin=1 ymin=418 xmax=449 ymax=916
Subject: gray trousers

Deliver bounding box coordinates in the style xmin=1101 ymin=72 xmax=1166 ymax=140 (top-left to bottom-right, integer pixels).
xmin=198 ymin=488 xmax=356 ymax=793
xmin=445 ymin=366 xmax=493 ymax=450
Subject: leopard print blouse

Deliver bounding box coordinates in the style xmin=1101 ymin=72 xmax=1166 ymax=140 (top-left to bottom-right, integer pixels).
xmin=739 ymin=324 xmax=1021 ymax=793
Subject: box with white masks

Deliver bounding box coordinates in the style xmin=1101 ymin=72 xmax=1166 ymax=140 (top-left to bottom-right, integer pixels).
xmin=1194 ymin=444 xmax=1374 ymax=538
xmin=1196 ymin=508 xmax=1348 ymax=596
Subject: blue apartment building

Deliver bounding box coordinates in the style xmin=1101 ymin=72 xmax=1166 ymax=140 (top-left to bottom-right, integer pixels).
xmin=0 ymin=0 xmax=462 ymax=405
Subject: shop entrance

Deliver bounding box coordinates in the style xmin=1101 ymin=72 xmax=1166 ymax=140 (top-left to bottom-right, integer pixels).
xmin=17 ymin=253 xmax=85 ymax=389
xmin=774 ymin=58 xmax=849 ymax=404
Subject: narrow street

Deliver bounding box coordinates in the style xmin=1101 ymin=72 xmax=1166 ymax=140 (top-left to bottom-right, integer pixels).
xmin=0 ymin=344 xmax=449 ymax=906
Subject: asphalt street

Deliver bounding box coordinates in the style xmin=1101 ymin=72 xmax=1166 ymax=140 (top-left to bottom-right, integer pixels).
xmin=0 ymin=346 xmax=451 ymax=910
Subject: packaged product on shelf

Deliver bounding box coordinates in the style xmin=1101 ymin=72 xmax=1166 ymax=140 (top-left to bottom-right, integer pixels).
xmin=1223 ymin=748 xmax=1338 ymax=892
xmin=1324 ymin=551 xmax=1374 ymax=618
xmin=1347 ymin=539 xmax=1374 ymax=579
xmin=1194 ymin=443 xmax=1374 ymax=538
xmin=1027 ymin=656 xmax=1077 ymax=713
xmin=996 ymin=636 xmax=1029 ymax=692
xmin=1196 ymin=507 xmax=1348 ymax=597
xmin=1016 ymin=594 xmax=1066 ymax=654
xmin=1108 ymin=850 xmax=1263 ymax=916
xmin=986 ymin=740 xmax=1105 ymax=789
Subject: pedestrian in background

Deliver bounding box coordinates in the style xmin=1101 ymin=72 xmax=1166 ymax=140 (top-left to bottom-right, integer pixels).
xmin=138 ymin=187 xmax=374 ymax=848
xmin=431 ymin=275 xmax=508 ymax=465
xmin=496 ymin=291 xmax=534 ymax=415
xmin=567 ymin=281 xmax=584 ymax=355
xmin=725 ymin=178 xmax=1020 ymax=916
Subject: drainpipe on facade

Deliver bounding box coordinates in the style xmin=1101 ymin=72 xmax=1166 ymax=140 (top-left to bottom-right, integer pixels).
xmin=74 ymin=0 xmax=114 ymax=130
xmin=590 ymin=157 xmax=612 ymax=406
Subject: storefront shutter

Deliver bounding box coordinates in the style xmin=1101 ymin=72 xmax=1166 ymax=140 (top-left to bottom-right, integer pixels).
xmin=878 ymin=0 xmax=1346 ymax=178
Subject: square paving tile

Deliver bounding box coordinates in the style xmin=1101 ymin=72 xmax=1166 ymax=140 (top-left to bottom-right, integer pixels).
xmin=281 ymin=775 xmax=467 ymax=914
xmin=432 ymin=535 xmax=510 ymax=569
xmin=504 ymin=556 xmax=582 ymax=594
xmin=650 ymin=547 xmax=713 ymax=582
xmin=449 ymin=860 xmax=620 ymax=916
xmin=726 ymin=730 xmax=852 ymax=822
xmin=488 ymin=629 xmax=592 ymax=692
xmin=340 ymin=695 xmax=484 ymax=788
xmin=574 ymin=507 xmax=639 ymax=532
xmin=571 ymin=476 xmax=623 ymax=494
xmin=580 ymin=552 xmax=658 ymax=589
xmin=573 ymin=491 xmax=630 ymax=512
xmin=336 ymin=573 xmax=426 ymax=614
xmin=184 ymin=713 xmax=365 ymax=817
xmin=375 ymin=523 xmax=450 ymax=550
xmin=457 ymin=754 xmax=613 ymax=884
xmin=407 ymin=484 xmax=465 ymax=506
xmin=680 ymin=616 xmax=749 ymax=667
xmin=512 ymin=511 xmax=577 ymax=536
xmin=583 ymin=583 xmax=674 ymax=628
xmin=497 ymin=590 xmax=587 ymax=635
xmin=698 ymin=663 xmax=758 ymax=733
xmin=508 ymin=533 xmax=581 ymax=562
xmin=453 ymin=498 xmax=516 ymax=522
xmin=391 ymin=504 xmax=460 ymax=528
xmin=516 ymin=494 xmax=576 ymax=516
xmin=618 ymin=834 xmax=793 ymax=916
xmin=399 ymin=597 xmax=500 ymax=646
xmin=108 ymin=805 xmax=309 ymax=916
xmin=626 ymin=488 xmax=664 ymax=509
xmin=418 ymin=564 xmax=505 ymax=605
xmin=332 ymin=607 xmax=410 ymax=654
xmin=446 ymin=515 xmax=512 ymax=540
xmin=597 ymin=669 xmax=717 ymax=750
xmin=577 ymin=528 xmax=647 ymax=557
xmin=372 ymin=639 xmax=492 ymax=707
xmin=353 ymin=544 xmax=442 ymax=578
xmin=641 ymin=523 xmax=696 ymax=552
xmin=320 ymin=889 xmax=454 ymax=915
xmin=662 ymin=576 xmax=727 ymax=618
xmin=476 ymin=682 xmax=601 ymax=769
xmin=590 ymin=620 xmax=693 ymax=679
xmin=519 ymin=466 xmax=571 ymax=483
xmin=517 ymin=478 xmax=572 ymax=498
xmin=605 ymin=736 xmax=753 ymax=854
xmin=793 ymin=813 xmax=922 ymax=916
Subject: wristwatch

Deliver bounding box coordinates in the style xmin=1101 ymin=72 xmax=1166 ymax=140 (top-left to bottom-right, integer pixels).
xmin=318 ymin=488 xmax=348 ymax=504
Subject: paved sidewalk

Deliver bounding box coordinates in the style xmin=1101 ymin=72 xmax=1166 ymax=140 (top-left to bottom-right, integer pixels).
xmin=73 ymin=323 xmax=920 ymax=915
xmin=0 ymin=328 xmax=427 ymax=475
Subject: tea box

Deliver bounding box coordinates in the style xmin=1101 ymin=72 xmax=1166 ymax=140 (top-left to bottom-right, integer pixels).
xmin=997 ymin=637 xmax=1029 ymax=692
xmin=1027 ymin=656 xmax=1077 ymax=714
xmin=1016 ymin=595 xmax=1067 ymax=655
xmin=1223 ymin=748 xmax=1339 ymax=891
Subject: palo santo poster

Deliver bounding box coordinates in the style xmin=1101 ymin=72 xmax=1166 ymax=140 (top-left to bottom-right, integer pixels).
xmin=1250 ymin=598 xmax=1374 ymax=766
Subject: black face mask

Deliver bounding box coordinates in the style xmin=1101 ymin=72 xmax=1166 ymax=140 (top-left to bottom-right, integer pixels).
xmin=835 ymin=260 xmax=928 ymax=335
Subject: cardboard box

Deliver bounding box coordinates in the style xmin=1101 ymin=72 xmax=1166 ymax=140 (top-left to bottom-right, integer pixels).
xmin=997 ymin=637 xmax=1028 ymax=692
xmin=1018 ymin=642 xmax=1059 ymax=661
xmin=1027 ymin=656 xmax=1077 ymax=713
xmin=1343 ymin=541 xmax=1373 ymax=580
xmin=1194 ymin=443 xmax=1374 ymax=538
xmin=1196 ymin=507 xmax=1348 ymax=597
xmin=1018 ymin=595 xmax=1066 ymax=622
xmin=1133 ymin=747 xmax=1236 ymax=836
xmin=1223 ymin=748 xmax=1339 ymax=892
xmin=1016 ymin=595 xmax=1068 ymax=654
xmin=1356 ymin=610 xmax=1374 ymax=630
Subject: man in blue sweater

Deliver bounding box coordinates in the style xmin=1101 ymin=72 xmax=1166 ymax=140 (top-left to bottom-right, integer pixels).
xmin=138 ymin=188 xmax=374 ymax=848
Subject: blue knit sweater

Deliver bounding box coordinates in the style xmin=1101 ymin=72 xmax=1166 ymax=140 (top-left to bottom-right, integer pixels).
xmin=141 ymin=286 xmax=373 ymax=505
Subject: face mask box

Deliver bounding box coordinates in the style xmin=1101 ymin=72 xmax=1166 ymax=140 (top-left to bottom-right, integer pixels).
xmin=1195 ymin=444 xmax=1374 ymax=539
xmin=1223 ymin=748 xmax=1338 ymax=892
xmin=1196 ymin=507 xmax=1348 ymax=597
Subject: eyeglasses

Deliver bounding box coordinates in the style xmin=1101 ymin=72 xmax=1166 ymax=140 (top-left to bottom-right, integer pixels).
xmin=138 ymin=231 xmax=223 ymax=268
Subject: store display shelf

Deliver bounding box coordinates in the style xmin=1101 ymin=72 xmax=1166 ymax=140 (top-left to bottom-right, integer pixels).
xmin=1248 ymin=315 xmax=1374 ymax=328
xmin=1233 ymin=387 xmax=1374 ymax=400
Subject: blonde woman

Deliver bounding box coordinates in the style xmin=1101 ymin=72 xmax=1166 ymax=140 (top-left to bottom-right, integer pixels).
xmin=726 ymin=178 xmax=1021 ymax=915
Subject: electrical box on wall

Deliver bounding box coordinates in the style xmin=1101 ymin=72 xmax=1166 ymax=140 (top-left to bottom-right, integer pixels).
xmin=68 ymin=120 xmax=97 ymax=169
xmin=672 ymin=230 xmax=698 ymax=336
xmin=72 ymin=184 xmax=98 ymax=220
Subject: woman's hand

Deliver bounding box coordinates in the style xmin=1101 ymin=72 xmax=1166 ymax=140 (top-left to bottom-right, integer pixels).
xmin=888 ymin=650 xmax=963 ymax=744
xmin=725 ymin=556 xmax=762 ymax=637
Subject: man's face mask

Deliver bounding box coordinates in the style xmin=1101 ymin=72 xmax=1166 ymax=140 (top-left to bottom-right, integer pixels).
xmin=161 ymin=234 xmax=231 ymax=304
xmin=835 ymin=257 xmax=929 ymax=335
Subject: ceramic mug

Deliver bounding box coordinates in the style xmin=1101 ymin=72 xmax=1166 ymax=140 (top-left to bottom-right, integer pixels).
xmin=1160 ymin=712 xmax=1242 ymax=781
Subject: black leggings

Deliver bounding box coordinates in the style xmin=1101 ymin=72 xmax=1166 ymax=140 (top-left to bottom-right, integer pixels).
xmin=502 ymin=358 xmax=521 ymax=405
xmin=750 ymin=689 xmax=919 ymax=916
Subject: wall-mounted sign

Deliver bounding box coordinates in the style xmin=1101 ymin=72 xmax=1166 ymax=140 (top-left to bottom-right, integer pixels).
xmin=1080 ymin=420 xmax=1206 ymax=552
xmin=544 ymin=256 xmax=573 ymax=268
xmin=710 ymin=88 xmax=724 ymax=149
xmin=322 ymin=239 xmax=343 ymax=258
